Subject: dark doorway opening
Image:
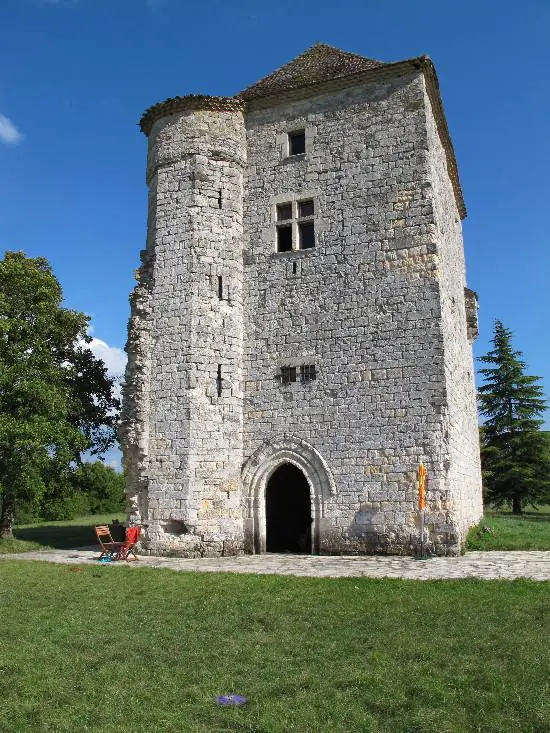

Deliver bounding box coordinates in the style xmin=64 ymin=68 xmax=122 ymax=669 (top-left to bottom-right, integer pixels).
xmin=266 ymin=463 xmax=312 ymax=553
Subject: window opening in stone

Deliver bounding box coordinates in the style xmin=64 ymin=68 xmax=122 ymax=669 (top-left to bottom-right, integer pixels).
xmin=218 ymin=275 xmax=223 ymax=300
xmin=217 ymin=364 xmax=222 ymax=396
xmin=280 ymin=366 xmax=297 ymax=384
xmin=275 ymin=199 xmax=315 ymax=252
xmin=301 ymin=364 xmax=316 ymax=383
xmin=277 ymin=203 xmax=292 ymax=221
xmin=298 ymin=199 xmax=314 ymax=218
xmin=292 ymin=262 xmax=297 ymax=275
xmin=218 ymin=189 xmax=222 ymax=209
xmin=298 ymin=222 xmax=315 ymax=250
xmin=288 ymin=130 xmax=306 ymax=156
xmin=266 ymin=463 xmax=311 ymax=553
xmin=277 ymin=225 xmax=292 ymax=252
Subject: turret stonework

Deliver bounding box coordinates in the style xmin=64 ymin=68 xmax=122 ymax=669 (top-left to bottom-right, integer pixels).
xmin=120 ymin=44 xmax=483 ymax=557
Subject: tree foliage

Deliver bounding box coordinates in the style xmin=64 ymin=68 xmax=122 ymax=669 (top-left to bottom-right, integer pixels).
xmin=73 ymin=461 xmax=125 ymax=515
xmin=478 ymin=320 xmax=549 ymax=513
xmin=0 ymin=252 xmax=120 ymax=537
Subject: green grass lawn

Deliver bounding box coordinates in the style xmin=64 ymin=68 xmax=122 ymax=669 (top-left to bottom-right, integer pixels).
xmin=0 ymin=513 xmax=126 ymax=554
xmin=0 ymin=562 xmax=549 ymax=733
xmin=466 ymin=510 xmax=550 ymax=551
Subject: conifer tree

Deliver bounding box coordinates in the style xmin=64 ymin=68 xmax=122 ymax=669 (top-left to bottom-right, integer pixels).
xmin=478 ymin=321 xmax=549 ymax=513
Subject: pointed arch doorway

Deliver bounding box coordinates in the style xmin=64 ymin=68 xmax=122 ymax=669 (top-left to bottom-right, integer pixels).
xmin=265 ymin=463 xmax=312 ymax=553
xmin=242 ymin=434 xmax=337 ymax=555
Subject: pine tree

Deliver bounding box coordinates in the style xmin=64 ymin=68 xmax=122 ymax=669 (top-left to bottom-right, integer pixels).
xmin=478 ymin=321 xmax=549 ymax=513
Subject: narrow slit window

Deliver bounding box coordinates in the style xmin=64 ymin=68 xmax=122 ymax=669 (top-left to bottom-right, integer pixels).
xmin=288 ymin=130 xmax=305 ymax=156
xmin=217 ymin=364 xmax=222 ymax=396
xmin=292 ymin=262 xmax=297 ymax=274
xmin=280 ymin=366 xmax=297 ymax=384
xmin=218 ymin=275 xmax=223 ymax=300
xmin=301 ymin=364 xmax=316 ymax=383
xmin=218 ymin=189 xmax=222 ymax=209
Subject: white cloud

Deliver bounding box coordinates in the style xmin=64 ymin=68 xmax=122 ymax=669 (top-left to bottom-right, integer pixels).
xmin=0 ymin=114 xmax=23 ymax=145
xmin=88 ymin=337 xmax=127 ymax=378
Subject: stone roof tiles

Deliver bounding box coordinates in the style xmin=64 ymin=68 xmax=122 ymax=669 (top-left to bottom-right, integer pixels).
xmin=238 ymin=43 xmax=385 ymax=100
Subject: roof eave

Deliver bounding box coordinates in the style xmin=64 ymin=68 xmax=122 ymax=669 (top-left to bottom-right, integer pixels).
xmin=240 ymin=56 xmax=466 ymax=220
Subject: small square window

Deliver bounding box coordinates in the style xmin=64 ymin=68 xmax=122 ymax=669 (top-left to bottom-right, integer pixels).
xmin=298 ymin=200 xmax=314 ymax=218
xmin=301 ymin=365 xmax=316 ymax=383
xmin=298 ymin=221 xmax=315 ymax=250
xmin=281 ymin=366 xmax=297 ymax=384
xmin=276 ymin=203 xmax=293 ymax=221
xmin=288 ymin=130 xmax=305 ymax=156
xmin=277 ymin=225 xmax=292 ymax=252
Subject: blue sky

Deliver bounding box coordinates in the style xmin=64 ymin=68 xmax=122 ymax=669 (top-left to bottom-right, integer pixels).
xmin=0 ymin=0 xmax=548 ymax=435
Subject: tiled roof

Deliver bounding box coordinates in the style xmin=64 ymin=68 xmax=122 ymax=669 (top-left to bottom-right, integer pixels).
xmin=239 ymin=43 xmax=386 ymax=100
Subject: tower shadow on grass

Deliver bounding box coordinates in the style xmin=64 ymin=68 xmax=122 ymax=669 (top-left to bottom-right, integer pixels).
xmin=13 ymin=523 xmax=99 ymax=550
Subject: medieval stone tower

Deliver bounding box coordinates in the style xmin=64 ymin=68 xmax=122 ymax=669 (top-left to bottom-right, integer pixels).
xmin=120 ymin=44 xmax=483 ymax=557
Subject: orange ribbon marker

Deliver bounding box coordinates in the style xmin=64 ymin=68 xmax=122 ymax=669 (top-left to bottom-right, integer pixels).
xmin=418 ymin=463 xmax=427 ymax=511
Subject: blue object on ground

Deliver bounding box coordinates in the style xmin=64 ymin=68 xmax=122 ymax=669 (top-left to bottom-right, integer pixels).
xmin=216 ymin=695 xmax=247 ymax=706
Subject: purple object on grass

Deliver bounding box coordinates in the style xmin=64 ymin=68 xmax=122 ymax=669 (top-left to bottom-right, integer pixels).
xmin=216 ymin=694 xmax=247 ymax=706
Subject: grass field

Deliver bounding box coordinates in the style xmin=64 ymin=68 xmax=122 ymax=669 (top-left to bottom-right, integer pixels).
xmin=0 ymin=562 xmax=549 ymax=733
xmin=0 ymin=513 xmax=125 ymax=554
xmin=466 ymin=510 xmax=550 ymax=551
xmin=3 ymin=508 xmax=550 ymax=555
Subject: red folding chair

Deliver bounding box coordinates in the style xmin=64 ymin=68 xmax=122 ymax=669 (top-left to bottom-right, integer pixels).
xmin=116 ymin=526 xmax=141 ymax=561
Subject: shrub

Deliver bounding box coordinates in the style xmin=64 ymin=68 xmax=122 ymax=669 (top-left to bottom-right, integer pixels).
xmin=41 ymin=492 xmax=91 ymax=521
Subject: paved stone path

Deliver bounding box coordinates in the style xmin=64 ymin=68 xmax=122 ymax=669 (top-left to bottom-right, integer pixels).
xmin=2 ymin=548 xmax=550 ymax=580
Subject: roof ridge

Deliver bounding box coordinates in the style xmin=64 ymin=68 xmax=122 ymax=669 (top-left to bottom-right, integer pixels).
xmin=238 ymin=43 xmax=385 ymax=101
xmin=309 ymin=42 xmax=379 ymax=61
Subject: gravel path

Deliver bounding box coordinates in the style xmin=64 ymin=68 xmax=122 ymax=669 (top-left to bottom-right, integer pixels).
xmin=2 ymin=548 xmax=550 ymax=580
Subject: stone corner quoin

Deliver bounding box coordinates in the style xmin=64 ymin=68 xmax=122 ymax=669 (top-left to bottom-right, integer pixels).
xmin=119 ymin=44 xmax=483 ymax=559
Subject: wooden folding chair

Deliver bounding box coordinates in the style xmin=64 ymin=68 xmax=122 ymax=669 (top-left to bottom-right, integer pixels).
xmin=95 ymin=525 xmax=123 ymax=560
xmin=116 ymin=526 xmax=141 ymax=562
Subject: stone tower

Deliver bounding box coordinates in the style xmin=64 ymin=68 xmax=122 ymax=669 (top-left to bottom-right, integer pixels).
xmin=120 ymin=44 xmax=483 ymax=557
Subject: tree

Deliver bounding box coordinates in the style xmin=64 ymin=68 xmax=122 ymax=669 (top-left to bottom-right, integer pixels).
xmin=72 ymin=461 xmax=125 ymax=515
xmin=478 ymin=320 xmax=549 ymax=513
xmin=0 ymin=252 xmax=120 ymax=538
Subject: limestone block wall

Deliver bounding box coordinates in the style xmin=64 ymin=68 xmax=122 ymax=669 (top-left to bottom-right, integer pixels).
xmin=242 ymin=72 xmax=467 ymax=555
xmin=122 ymin=64 xmax=483 ymax=558
xmin=122 ymin=101 xmax=247 ymax=556
xmin=422 ymin=83 xmax=483 ymax=539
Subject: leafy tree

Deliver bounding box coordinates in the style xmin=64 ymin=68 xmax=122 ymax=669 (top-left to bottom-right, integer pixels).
xmin=478 ymin=320 xmax=549 ymax=513
xmin=0 ymin=252 xmax=120 ymax=537
xmin=71 ymin=461 xmax=125 ymax=515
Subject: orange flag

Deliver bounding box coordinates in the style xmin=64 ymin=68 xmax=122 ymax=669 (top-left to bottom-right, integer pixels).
xmin=418 ymin=463 xmax=427 ymax=511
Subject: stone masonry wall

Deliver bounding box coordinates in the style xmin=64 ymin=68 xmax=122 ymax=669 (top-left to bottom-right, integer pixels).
xmin=242 ymin=72 xmax=468 ymax=555
xmin=122 ymin=107 xmax=247 ymax=557
xmin=123 ymin=67 xmax=483 ymax=557
xmin=423 ymin=84 xmax=483 ymax=539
